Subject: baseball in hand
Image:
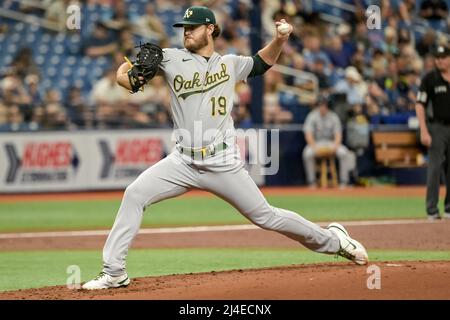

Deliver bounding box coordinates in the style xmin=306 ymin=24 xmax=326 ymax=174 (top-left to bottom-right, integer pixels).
xmin=277 ymin=23 xmax=291 ymax=35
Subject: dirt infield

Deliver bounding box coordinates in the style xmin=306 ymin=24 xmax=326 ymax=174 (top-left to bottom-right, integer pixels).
xmin=1 ymin=261 xmax=449 ymax=300
xmin=1 ymin=221 xmax=450 ymax=251
xmin=1 ymin=187 xmax=449 ymax=299
xmin=0 ymin=220 xmax=449 ymax=299
xmin=0 ymin=186 xmax=434 ymax=203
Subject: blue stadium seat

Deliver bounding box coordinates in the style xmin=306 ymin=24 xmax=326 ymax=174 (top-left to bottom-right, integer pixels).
xmin=38 ymin=43 xmax=50 ymax=55
xmin=13 ymin=22 xmax=25 ymax=32
xmin=9 ymin=32 xmax=21 ymax=45
xmin=1 ymin=54 xmax=13 ymax=67
xmin=35 ymin=55 xmax=45 ymax=66
xmin=49 ymin=54 xmax=62 ymax=66
xmin=7 ymin=43 xmax=18 ymax=54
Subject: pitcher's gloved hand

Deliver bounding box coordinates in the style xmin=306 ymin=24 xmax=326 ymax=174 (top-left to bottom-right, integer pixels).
xmin=127 ymin=42 xmax=163 ymax=93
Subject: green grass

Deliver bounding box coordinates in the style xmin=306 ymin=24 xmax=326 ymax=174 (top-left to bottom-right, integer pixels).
xmin=0 ymin=195 xmax=429 ymax=232
xmin=0 ymin=248 xmax=449 ymax=292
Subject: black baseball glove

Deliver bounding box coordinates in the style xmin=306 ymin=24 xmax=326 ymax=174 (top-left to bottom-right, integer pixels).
xmin=127 ymin=42 xmax=163 ymax=93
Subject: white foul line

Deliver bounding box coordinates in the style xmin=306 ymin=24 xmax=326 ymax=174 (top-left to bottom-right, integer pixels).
xmin=0 ymin=219 xmax=440 ymax=240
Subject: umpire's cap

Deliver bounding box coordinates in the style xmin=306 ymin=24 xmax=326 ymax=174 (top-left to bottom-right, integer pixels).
xmin=173 ymin=6 xmax=216 ymax=27
xmin=433 ymin=45 xmax=450 ymax=58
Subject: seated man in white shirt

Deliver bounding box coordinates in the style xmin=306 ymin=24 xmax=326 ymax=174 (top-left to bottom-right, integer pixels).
xmin=302 ymin=95 xmax=356 ymax=187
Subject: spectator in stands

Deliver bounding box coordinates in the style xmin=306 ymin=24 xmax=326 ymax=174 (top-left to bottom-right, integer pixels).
xmin=0 ymin=102 xmax=8 ymax=131
xmin=333 ymin=66 xmax=368 ymax=107
xmin=371 ymin=48 xmax=388 ymax=80
xmin=40 ymin=89 xmax=68 ymax=130
xmin=118 ymin=28 xmax=136 ymax=58
xmin=354 ymin=21 xmax=370 ymax=51
xmin=155 ymin=109 xmax=172 ymax=128
xmin=349 ymin=42 xmax=367 ymax=78
xmin=105 ymin=0 xmax=130 ymax=30
xmin=24 ymin=74 xmax=43 ymax=109
xmin=117 ymin=101 xmax=151 ymax=129
xmin=263 ymin=69 xmax=293 ymax=124
xmin=5 ymin=104 xmax=29 ymax=131
xmin=395 ymin=68 xmax=420 ymax=114
xmin=285 ymin=53 xmax=316 ymax=93
xmin=302 ymin=95 xmax=356 ymax=188
xmin=233 ymin=82 xmax=253 ymax=129
xmin=309 ymin=57 xmax=332 ymax=93
xmin=397 ymin=27 xmax=413 ymax=51
xmin=126 ymin=75 xmax=171 ymax=127
xmin=383 ymin=26 xmax=399 ymax=55
xmin=45 ymin=0 xmax=74 ymax=32
xmin=134 ymin=3 xmax=168 ymax=43
xmin=82 ymin=21 xmax=118 ymax=58
xmin=397 ymin=45 xmax=421 ymax=76
xmin=233 ymin=104 xmax=253 ymax=129
xmin=11 ymin=48 xmax=39 ymax=79
xmin=65 ymin=86 xmax=93 ymax=128
xmin=95 ymin=100 xmax=118 ymax=129
xmin=423 ymin=53 xmax=436 ymax=73
xmin=325 ymin=34 xmax=353 ymax=69
xmin=221 ymin=19 xmax=250 ymax=56
xmin=90 ymin=68 xmax=128 ymax=128
xmin=0 ymin=74 xmax=32 ymax=123
xmin=44 ymin=89 xmax=63 ymax=106
xmin=419 ymin=0 xmax=449 ymax=20
xmin=90 ymin=68 xmax=127 ymax=106
xmin=398 ymin=0 xmax=417 ymax=26
xmin=366 ymin=81 xmax=389 ymax=119
xmin=302 ymin=32 xmax=332 ymax=73
xmin=416 ymin=30 xmax=437 ymax=57
xmin=337 ymin=24 xmax=356 ymax=58
xmin=42 ymin=102 xmax=68 ymax=130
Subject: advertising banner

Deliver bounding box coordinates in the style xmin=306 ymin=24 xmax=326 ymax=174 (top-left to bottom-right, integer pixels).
xmin=0 ymin=129 xmax=265 ymax=193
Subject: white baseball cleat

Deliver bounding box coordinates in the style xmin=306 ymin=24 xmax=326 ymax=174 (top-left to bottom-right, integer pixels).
xmin=327 ymin=222 xmax=369 ymax=265
xmin=81 ymin=272 xmax=130 ymax=290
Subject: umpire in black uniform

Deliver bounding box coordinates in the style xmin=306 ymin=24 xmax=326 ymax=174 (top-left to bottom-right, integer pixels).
xmin=416 ymin=45 xmax=450 ymax=220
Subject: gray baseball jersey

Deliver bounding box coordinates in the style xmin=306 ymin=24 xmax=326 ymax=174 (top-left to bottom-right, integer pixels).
xmin=303 ymin=109 xmax=342 ymax=142
xmin=160 ymin=48 xmax=253 ymax=148
xmin=302 ymin=109 xmax=355 ymax=185
xmin=101 ymin=48 xmax=341 ymax=277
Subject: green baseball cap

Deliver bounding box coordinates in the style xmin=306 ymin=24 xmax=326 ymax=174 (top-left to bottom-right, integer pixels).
xmin=173 ymin=6 xmax=216 ymax=27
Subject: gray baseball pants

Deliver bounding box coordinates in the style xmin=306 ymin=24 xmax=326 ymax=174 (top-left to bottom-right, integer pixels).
xmin=103 ymin=150 xmax=340 ymax=276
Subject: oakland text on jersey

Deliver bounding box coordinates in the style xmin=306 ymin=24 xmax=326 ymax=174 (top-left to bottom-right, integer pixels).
xmin=173 ymin=63 xmax=230 ymax=99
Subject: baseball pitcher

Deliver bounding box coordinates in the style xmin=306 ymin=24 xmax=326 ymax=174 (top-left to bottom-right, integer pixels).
xmin=82 ymin=6 xmax=368 ymax=290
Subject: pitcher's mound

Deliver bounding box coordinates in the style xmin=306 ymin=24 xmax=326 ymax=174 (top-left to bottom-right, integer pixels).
xmin=1 ymin=261 xmax=449 ymax=300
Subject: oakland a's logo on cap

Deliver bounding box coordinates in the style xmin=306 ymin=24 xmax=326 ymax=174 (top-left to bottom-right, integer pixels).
xmin=173 ymin=6 xmax=217 ymax=27
xmin=183 ymin=9 xmax=193 ymax=19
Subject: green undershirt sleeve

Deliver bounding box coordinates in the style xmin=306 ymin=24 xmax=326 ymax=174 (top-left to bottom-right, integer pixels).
xmin=248 ymin=54 xmax=272 ymax=78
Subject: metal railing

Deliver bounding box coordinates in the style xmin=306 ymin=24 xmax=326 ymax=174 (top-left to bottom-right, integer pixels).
xmin=8 ymin=0 xmax=47 ymax=10
xmin=313 ymin=0 xmax=450 ymax=44
xmin=0 ymin=7 xmax=60 ymax=31
xmin=272 ymin=64 xmax=319 ymax=105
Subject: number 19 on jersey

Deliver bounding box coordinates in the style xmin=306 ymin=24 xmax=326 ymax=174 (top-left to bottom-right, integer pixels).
xmin=211 ymin=96 xmax=227 ymax=116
